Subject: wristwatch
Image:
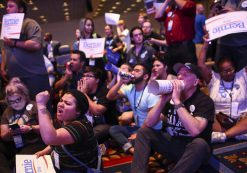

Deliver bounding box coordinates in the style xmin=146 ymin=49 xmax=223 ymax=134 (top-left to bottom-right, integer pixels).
xmin=174 ymin=103 xmax=185 ymax=110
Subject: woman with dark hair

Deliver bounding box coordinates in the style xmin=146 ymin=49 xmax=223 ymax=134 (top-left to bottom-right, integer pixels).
xmin=35 ymin=90 xmax=99 ymax=173
xmin=78 ymin=18 xmax=104 ymax=71
xmin=150 ymin=56 xmax=176 ymax=81
xmin=79 ymin=18 xmax=101 ymax=39
xmin=0 ymin=77 xmax=45 ymax=173
xmin=198 ymin=41 xmax=247 ymax=143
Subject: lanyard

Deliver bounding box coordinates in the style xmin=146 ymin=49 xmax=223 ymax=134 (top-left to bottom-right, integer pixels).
xmin=221 ymin=78 xmax=235 ymax=117
xmin=134 ymin=84 xmax=147 ymax=111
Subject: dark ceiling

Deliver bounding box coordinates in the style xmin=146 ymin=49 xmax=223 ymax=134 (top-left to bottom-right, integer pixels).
xmin=0 ymin=0 xmax=147 ymax=24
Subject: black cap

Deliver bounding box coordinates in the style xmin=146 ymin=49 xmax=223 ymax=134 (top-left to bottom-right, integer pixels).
xmin=67 ymin=90 xmax=89 ymax=115
xmin=173 ymin=63 xmax=202 ymax=79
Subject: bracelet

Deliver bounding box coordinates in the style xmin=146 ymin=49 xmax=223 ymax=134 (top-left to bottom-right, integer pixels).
xmin=174 ymin=103 xmax=185 ymax=110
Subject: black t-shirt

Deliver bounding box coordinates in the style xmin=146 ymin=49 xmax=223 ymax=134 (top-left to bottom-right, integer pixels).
xmin=53 ymin=119 xmax=98 ymax=172
xmin=126 ymin=44 xmax=156 ymax=71
xmin=144 ymin=31 xmax=164 ymax=52
xmin=163 ymin=89 xmax=215 ymax=143
xmin=88 ymin=85 xmax=118 ymax=125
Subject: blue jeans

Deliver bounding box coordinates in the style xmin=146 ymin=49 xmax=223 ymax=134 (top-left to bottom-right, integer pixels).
xmin=109 ymin=125 xmax=139 ymax=151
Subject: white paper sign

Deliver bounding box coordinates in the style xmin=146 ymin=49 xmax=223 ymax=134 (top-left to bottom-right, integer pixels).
xmin=79 ymin=38 xmax=105 ymax=58
xmin=105 ymin=13 xmax=120 ymax=25
xmin=144 ymin=0 xmax=155 ymax=14
xmin=153 ymin=2 xmax=163 ymax=11
xmin=206 ymin=11 xmax=247 ymax=41
xmin=16 ymin=155 xmax=56 ymax=173
xmin=1 ymin=13 xmax=24 ymax=39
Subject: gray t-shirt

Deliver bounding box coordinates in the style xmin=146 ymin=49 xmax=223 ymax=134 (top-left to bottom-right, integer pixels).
xmin=4 ymin=18 xmax=47 ymax=78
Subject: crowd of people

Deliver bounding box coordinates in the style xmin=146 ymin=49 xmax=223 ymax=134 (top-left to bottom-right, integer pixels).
xmin=0 ymin=0 xmax=247 ymax=173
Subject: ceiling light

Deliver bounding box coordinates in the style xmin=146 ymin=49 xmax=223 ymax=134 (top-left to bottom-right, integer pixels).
xmin=112 ymin=6 xmax=117 ymax=9
xmin=126 ymin=8 xmax=131 ymax=11
xmin=65 ymin=16 xmax=70 ymax=21
xmin=39 ymin=15 xmax=45 ymax=19
xmin=99 ymin=4 xmax=103 ymax=7
xmin=64 ymin=12 xmax=69 ymax=15
xmin=115 ymin=2 xmax=121 ymax=5
xmin=109 ymin=10 xmax=114 ymax=13
xmin=123 ymin=11 xmax=128 ymax=13
xmin=32 ymin=6 xmax=38 ymax=11
xmin=101 ymin=0 xmax=106 ymax=2
xmin=63 ymin=2 xmax=68 ymax=7
xmin=64 ymin=8 xmax=69 ymax=11
xmin=96 ymin=8 xmax=101 ymax=11
xmin=42 ymin=18 xmax=47 ymax=22
xmin=28 ymin=0 xmax=34 ymax=5
xmin=136 ymin=0 xmax=142 ymax=2
xmin=131 ymin=4 xmax=136 ymax=7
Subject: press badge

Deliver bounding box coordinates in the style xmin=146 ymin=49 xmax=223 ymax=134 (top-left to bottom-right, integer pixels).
xmin=53 ymin=150 xmax=60 ymax=169
xmin=167 ymin=20 xmax=173 ymax=31
xmin=89 ymin=59 xmax=95 ymax=66
xmin=231 ymin=102 xmax=239 ymax=119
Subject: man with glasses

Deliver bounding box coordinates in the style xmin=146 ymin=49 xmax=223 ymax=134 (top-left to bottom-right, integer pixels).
xmin=131 ymin=63 xmax=215 ymax=173
xmin=142 ymin=21 xmax=166 ymax=52
xmin=106 ymin=63 xmax=161 ymax=154
xmin=77 ymin=66 xmax=118 ymax=144
xmin=55 ymin=50 xmax=86 ymax=91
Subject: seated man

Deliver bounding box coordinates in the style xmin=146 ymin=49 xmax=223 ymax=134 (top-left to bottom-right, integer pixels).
xmin=77 ymin=66 xmax=118 ymax=144
xmin=131 ymin=63 xmax=215 ymax=173
xmin=55 ymin=50 xmax=86 ymax=91
xmin=106 ymin=63 xmax=162 ymax=154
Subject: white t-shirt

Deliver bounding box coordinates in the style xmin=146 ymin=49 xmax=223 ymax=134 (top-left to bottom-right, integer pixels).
xmin=208 ymin=68 xmax=247 ymax=119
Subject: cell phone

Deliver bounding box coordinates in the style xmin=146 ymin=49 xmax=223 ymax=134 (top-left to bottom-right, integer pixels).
xmin=66 ymin=61 xmax=72 ymax=70
xmin=9 ymin=123 xmax=20 ymax=130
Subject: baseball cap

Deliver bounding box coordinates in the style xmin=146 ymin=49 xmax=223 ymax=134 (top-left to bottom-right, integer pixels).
xmin=173 ymin=63 xmax=202 ymax=79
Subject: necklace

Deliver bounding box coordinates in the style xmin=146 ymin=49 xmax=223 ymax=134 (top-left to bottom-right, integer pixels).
xmin=134 ymin=84 xmax=147 ymax=111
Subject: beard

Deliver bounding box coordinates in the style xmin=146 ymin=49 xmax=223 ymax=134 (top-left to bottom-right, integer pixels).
xmin=131 ymin=75 xmax=144 ymax=84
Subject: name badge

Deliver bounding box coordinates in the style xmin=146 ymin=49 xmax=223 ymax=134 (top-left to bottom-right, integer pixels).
xmin=53 ymin=150 xmax=60 ymax=170
xmin=89 ymin=59 xmax=95 ymax=66
xmin=167 ymin=20 xmax=173 ymax=31
xmin=231 ymin=102 xmax=239 ymax=119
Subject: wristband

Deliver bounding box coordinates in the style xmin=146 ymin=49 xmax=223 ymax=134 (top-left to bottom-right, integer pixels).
xmin=174 ymin=103 xmax=185 ymax=110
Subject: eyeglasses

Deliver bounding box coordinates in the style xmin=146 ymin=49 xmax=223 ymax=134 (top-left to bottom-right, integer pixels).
xmin=220 ymin=68 xmax=235 ymax=75
xmin=7 ymin=97 xmax=22 ymax=105
xmin=82 ymin=74 xmax=95 ymax=78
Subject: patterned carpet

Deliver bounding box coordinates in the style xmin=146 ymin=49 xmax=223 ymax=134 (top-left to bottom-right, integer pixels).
xmin=102 ymin=140 xmax=247 ymax=173
xmin=102 ymin=146 xmax=174 ymax=173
